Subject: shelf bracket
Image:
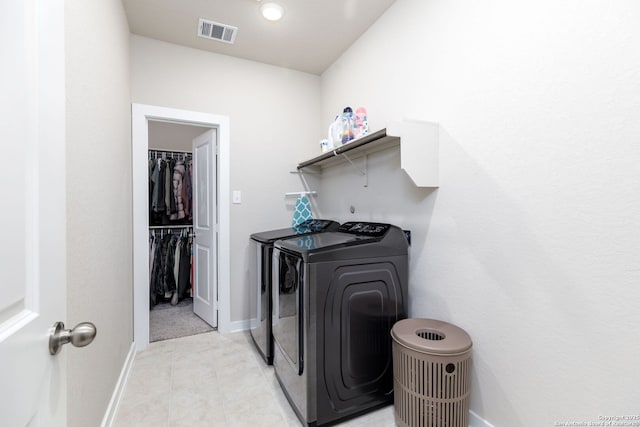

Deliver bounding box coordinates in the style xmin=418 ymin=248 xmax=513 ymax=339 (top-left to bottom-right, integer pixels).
xmin=340 ymin=152 xmax=368 ymax=187
xmin=340 ymin=152 xmax=366 ymax=176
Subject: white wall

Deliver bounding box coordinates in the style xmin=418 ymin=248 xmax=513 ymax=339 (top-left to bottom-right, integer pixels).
xmin=65 ymin=1 xmax=132 ymax=426
xmin=148 ymin=121 xmax=210 ymax=152
xmin=131 ymin=35 xmax=322 ymax=322
xmin=319 ymin=0 xmax=640 ymax=425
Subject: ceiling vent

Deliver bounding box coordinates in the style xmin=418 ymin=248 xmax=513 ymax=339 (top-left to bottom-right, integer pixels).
xmin=197 ymin=18 xmax=237 ymax=44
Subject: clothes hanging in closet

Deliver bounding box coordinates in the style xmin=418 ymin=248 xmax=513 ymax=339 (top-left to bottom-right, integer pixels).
xmin=170 ymin=161 xmax=186 ymax=220
xmin=148 ymin=154 xmax=192 ymax=226
xmin=149 ymin=230 xmax=193 ymax=307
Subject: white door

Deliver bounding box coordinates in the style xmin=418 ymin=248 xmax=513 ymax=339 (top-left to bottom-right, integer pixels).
xmin=0 ymin=0 xmax=67 ymax=425
xmin=192 ymin=130 xmax=218 ymax=327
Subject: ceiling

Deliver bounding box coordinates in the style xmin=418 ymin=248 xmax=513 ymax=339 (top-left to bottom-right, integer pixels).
xmin=122 ymin=0 xmax=396 ymax=75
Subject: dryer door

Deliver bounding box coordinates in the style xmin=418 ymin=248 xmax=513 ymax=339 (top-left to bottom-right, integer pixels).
xmin=320 ymin=261 xmax=405 ymax=418
xmin=272 ymin=249 xmax=304 ymax=375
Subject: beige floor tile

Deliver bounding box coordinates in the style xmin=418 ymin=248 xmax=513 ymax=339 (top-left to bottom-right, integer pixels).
xmin=218 ymin=377 xmax=274 ymax=404
xmin=134 ymin=340 xmax=175 ymax=367
xmin=135 ymin=344 xmax=174 ymax=368
xmin=114 ymin=330 xmax=396 ymax=427
xmin=171 ymin=332 xmax=218 ymax=354
xmin=224 ymin=407 xmax=288 ymax=427
xmin=112 ymin=396 xmax=170 ymax=427
xmin=215 ymin=359 xmax=263 ymax=381
xmin=171 ymin=368 xmax=220 ymax=395
xmin=172 ymin=354 xmax=218 ymax=380
xmin=168 ymin=387 xmax=227 ymax=426
xmin=337 ymin=406 xmax=395 ymax=426
xmin=122 ymin=364 xmax=172 ymax=405
xmin=222 ymin=388 xmax=282 ymax=414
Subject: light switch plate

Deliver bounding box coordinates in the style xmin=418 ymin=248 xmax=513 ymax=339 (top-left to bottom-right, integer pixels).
xmin=232 ymin=190 xmax=242 ymax=204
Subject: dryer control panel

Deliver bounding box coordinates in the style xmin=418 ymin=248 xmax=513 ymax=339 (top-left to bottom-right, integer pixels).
xmin=337 ymin=222 xmax=390 ymax=237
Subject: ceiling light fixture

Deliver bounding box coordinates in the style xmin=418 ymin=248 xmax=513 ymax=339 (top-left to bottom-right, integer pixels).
xmin=260 ymin=2 xmax=284 ymax=22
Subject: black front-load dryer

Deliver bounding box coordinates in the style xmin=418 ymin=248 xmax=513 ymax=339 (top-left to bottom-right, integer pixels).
xmin=249 ymin=219 xmax=339 ymax=364
xmin=272 ymin=222 xmax=409 ymax=426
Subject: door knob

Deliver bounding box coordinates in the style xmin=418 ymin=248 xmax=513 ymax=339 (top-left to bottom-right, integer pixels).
xmin=49 ymin=321 xmax=97 ymax=355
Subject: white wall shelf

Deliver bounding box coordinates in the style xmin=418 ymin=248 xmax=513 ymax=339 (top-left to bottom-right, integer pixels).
xmin=297 ymin=120 xmax=439 ymax=187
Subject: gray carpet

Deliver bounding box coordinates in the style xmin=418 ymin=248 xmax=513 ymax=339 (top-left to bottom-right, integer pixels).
xmin=150 ymin=297 xmax=214 ymax=342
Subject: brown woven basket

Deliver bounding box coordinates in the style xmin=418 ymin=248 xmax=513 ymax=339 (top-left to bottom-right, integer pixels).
xmin=391 ymin=319 xmax=472 ymax=427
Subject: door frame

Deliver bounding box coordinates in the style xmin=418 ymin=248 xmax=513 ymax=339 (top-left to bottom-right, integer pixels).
xmin=131 ymin=103 xmax=231 ymax=351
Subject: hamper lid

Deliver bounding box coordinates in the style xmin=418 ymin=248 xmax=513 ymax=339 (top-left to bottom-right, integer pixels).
xmin=391 ymin=318 xmax=472 ymax=355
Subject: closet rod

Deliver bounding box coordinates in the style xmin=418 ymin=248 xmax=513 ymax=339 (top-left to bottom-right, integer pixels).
xmin=149 ymin=225 xmax=193 ymax=229
xmin=148 ymin=149 xmax=192 ymax=160
xmin=149 ymin=148 xmax=192 ymax=154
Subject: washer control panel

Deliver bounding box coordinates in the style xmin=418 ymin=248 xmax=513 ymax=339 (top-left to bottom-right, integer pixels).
xmin=294 ymin=219 xmax=337 ymax=233
xmin=337 ymin=222 xmax=391 ymax=237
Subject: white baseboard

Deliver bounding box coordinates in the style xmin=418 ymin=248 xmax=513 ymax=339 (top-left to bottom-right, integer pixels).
xmin=469 ymin=410 xmax=494 ymax=427
xmin=100 ymin=342 xmax=136 ymax=427
xmin=225 ymin=318 xmax=251 ymax=333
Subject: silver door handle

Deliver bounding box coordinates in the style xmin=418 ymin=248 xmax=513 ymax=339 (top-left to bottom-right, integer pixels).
xmin=49 ymin=321 xmax=97 ymax=355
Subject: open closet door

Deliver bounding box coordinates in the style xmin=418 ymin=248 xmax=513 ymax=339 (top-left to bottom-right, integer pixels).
xmin=192 ymin=129 xmax=218 ymax=328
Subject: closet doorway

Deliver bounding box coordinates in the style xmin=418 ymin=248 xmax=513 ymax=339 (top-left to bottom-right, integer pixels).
xmin=148 ymin=123 xmax=214 ymax=342
xmin=132 ymin=104 xmax=230 ymax=351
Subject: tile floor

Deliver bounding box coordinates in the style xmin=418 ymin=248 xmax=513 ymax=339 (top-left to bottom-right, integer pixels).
xmin=113 ymin=330 xmax=396 ymax=427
